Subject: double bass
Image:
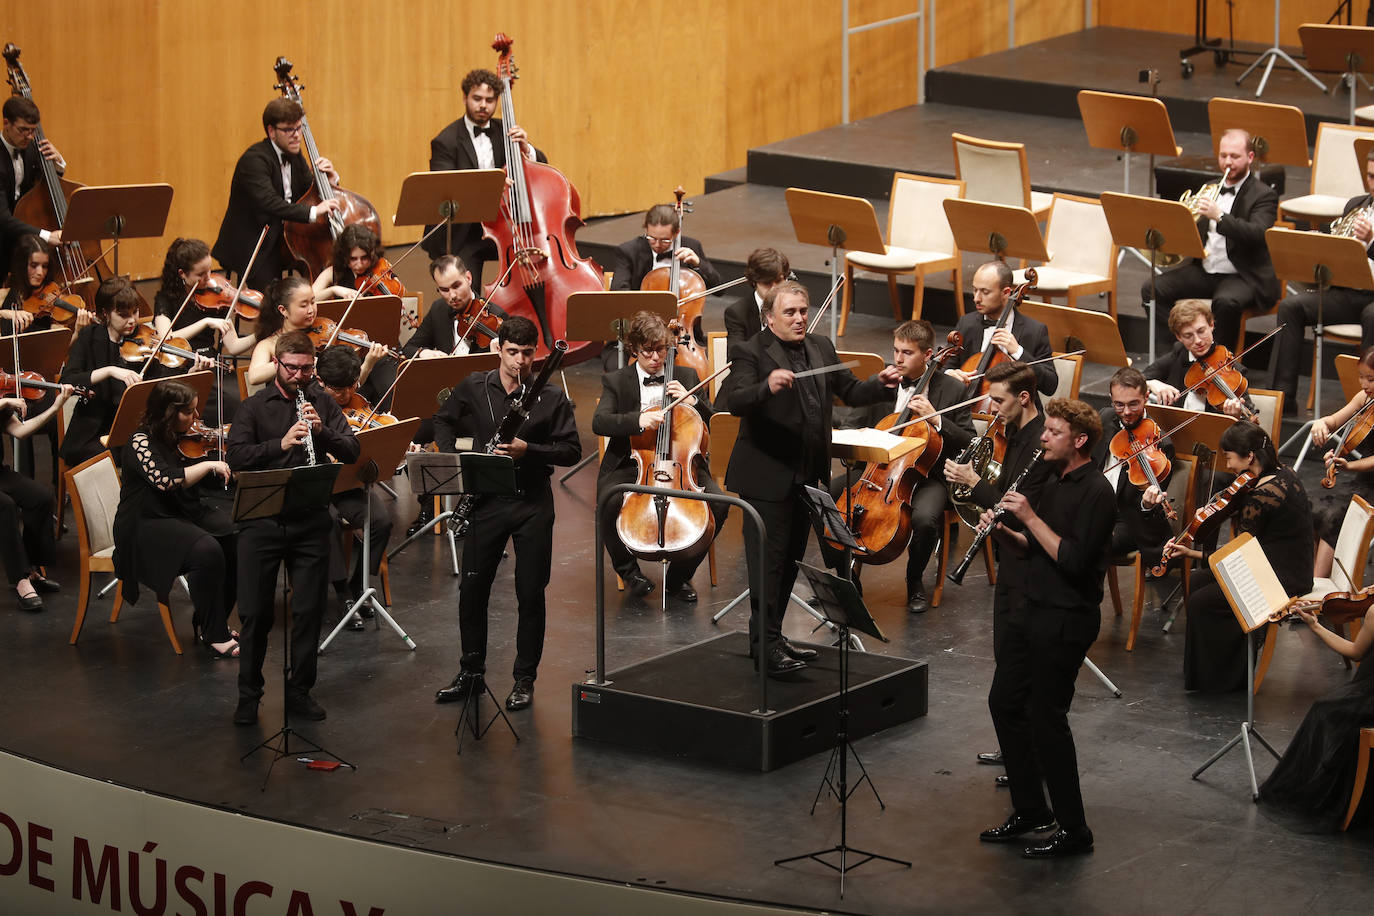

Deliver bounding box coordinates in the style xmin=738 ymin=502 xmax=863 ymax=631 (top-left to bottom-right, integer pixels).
xmin=480 ymin=33 xmax=603 ymax=363
xmin=3 ymin=44 xmax=111 ymax=303
xmin=271 ymin=57 xmax=382 ymax=279
xmin=959 ymin=268 xmax=1036 ymax=413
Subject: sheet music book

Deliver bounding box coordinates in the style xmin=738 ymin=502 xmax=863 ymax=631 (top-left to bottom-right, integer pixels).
xmin=1208 ymin=533 xmax=1290 ymax=633
xmin=830 ymin=427 xmax=920 ymax=464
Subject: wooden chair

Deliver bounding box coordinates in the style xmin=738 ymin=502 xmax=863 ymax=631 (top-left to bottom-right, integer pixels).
xmin=706 ymin=330 xmax=730 ymax=401
xmin=1051 ymin=352 xmax=1084 ymax=400
xmin=1280 ymin=123 xmax=1374 ymax=226
xmin=839 ymin=173 xmax=963 ymax=335
xmin=1011 ymin=193 xmax=1118 ymax=319
xmin=950 ymin=132 xmax=1053 ymax=221
xmin=1246 ymin=387 xmax=1284 ymax=443
xmin=833 ymin=351 xmax=887 ymax=405
xmin=1345 ymin=728 xmax=1374 ymax=830
xmin=1309 ymin=327 xmax=1364 ymax=410
xmin=1336 ymin=352 xmax=1363 ymax=403
xmin=933 ymin=510 xmax=995 ymax=608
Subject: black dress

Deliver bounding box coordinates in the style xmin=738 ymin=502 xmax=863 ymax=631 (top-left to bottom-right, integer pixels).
xmin=113 ymin=431 xmax=237 ymax=643
xmin=1184 ymin=467 xmax=1314 ymax=693
xmin=1260 ymin=652 xmax=1374 ymax=831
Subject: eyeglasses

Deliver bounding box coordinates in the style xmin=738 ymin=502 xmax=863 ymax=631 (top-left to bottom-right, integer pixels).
xmin=279 ymin=361 xmax=315 ymax=376
xmin=638 ymin=345 xmax=668 ymax=356
xmin=1110 ymin=399 xmax=1145 ymax=412
xmin=273 ymin=124 xmax=303 ymax=136
xmin=643 ymin=235 xmax=674 ymax=246
xmin=9 ymin=123 xmax=38 ymax=137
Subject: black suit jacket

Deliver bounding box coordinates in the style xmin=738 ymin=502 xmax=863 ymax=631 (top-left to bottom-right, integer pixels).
xmin=1143 ymin=342 xmax=1253 ymax=416
xmin=952 ymin=309 xmax=1058 ymax=399
xmin=592 ymin=364 xmax=713 ymax=489
xmin=212 ymin=139 xmax=314 ymax=281
xmin=610 ymin=235 xmax=721 ymax=291
xmin=722 ymin=329 xmax=891 ymax=500
xmin=1190 ymin=174 xmax=1280 ymax=302
xmin=843 ymin=371 xmax=975 ymax=480
xmin=723 ymin=290 xmax=763 ymax=359
xmin=1 ymin=143 xmax=52 ymax=283
xmin=421 ymin=117 xmax=547 ymax=261
xmin=402 ymin=297 xmax=509 ymax=357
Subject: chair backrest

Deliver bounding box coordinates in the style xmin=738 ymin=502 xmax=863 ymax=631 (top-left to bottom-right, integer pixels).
xmin=887 ymin=172 xmax=963 ymax=255
xmin=707 ymin=331 xmax=730 ymax=399
xmin=66 ymin=451 xmax=119 ymax=557
xmin=56 ymin=392 xmax=78 ymax=450
xmin=1246 ymin=387 xmax=1284 ymax=442
xmin=708 ymin=413 xmax=741 ymax=489
xmin=1311 ymin=123 xmax=1374 ymax=198
xmin=1165 ymin=453 xmax=1199 ymax=536
xmin=1336 ymin=353 xmax=1362 ymax=403
xmin=1331 ymin=494 xmax=1374 ymax=592
xmin=951 ymin=133 xmax=1032 ymax=209
xmin=1042 ymin=193 xmax=1117 ymax=277
xmin=1052 ymin=352 xmax=1084 ymax=400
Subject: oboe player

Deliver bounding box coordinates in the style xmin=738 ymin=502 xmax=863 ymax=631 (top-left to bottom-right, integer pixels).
xmin=431 ymin=317 xmax=580 ymax=713
xmin=226 ymin=331 xmax=359 ymax=727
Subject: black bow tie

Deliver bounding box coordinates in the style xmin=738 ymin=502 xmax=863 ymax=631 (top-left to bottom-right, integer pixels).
xmin=1218 ymin=185 xmax=1236 ymax=196
xmin=899 ymin=377 xmax=919 ymax=389
xmin=472 ymin=124 xmax=493 ymax=139
xmin=981 ymin=318 xmax=998 ymax=329
xmin=642 ymin=375 xmax=664 ymax=386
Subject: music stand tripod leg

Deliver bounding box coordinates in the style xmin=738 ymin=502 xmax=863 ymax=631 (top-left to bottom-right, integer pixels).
xmin=453 ymin=675 xmax=519 ymax=755
xmin=712 ymin=587 xmax=751 ymax=623
xmin=1191 ymin=630 xmax=1279 ymax=799
xmin=321 ymin=480 xmax=417 ymax=653
xmin=1083 ymin=656 xmax=1123 ymax=697
xmin=1280 ymin=281 xmax=1326 ymax=467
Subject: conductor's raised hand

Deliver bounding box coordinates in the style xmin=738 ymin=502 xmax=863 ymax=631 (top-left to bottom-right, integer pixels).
xmin=767 ymin=368 xmax=795 ymax=393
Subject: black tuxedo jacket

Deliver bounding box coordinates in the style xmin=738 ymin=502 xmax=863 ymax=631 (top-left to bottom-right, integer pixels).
xmin=1190 ymin=174 xmax=1280 ymax=302
xmin=421 ymin=117 xmax=547 ymax=260
xmin=592 ymin=364 xmax=713 ymax=488
xmin=952 ymin=309 xmax=1058 ymax=399
xmin=1 ymin=143 xmax=52 ymax=283
xmin=844 ymin=371 xmax=975 ymax=480
xmin=610 ymin=235 xmax=721 ymax=291
xmin=723 ymin=290 xmax=762 ymax=359
xmin=402 ymin=297 xmax=509 ymax=357
xmin=212 ymin=139 xmax=314 ymax=279
xmin=722 ymin=329 xmax=891 ymax=500
xmin=1143 ymin=342 xmax=1254 ymax=416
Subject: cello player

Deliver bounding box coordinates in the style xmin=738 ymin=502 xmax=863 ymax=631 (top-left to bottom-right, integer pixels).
xmin=945 ymin=261 xmax=1057 ymax=401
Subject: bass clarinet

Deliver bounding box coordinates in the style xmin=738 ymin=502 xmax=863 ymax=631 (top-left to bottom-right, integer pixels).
xmin=450 ymin=340 xmax=567 ymax=539
xmin=947 ymin=448 xmax=1042 ymax=585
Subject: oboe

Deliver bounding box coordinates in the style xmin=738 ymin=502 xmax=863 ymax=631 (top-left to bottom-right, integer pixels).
xmin=295 ymin=388 xmax=317 ymax=466
xmin=947 ymin=448 xmax=1042 ymax=585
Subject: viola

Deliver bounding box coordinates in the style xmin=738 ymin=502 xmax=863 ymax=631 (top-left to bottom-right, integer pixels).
xmin=271 ymin=57 xmax=383 ymax=279
xmin=843 ymin=332 xmax=963 ymax=564
xmin=193 ymin=275 xmax=262 ymax=321
xmin=0 ymin=368 xmax=92 ymax=402
xmin=1273 ymin=584 xmax=1374 ymax=626
xmin=1321 ymin=396 xmax=1374 ymax=489
xmin=453 ymin=297 xmax=504 ymax=353
xmin=615 ymin=330 xmax=714 ymax=562
xmin=20 ymin=280 xmax=83 ymax=327
xmin=479 ymin=34 xmax=603 ymax=364
xmin=177 ymin=419 xmax=230 ymax=460
xmin=1109 ymin=416 xmax=1177 ymax=520
xmin=948 ymin=412 xmax=1011 ymax=530
xmin=120 ymin=322 xmax=232 ymax=372
xmin=1152 ymin=470 xmax=1257 ymax=577
xmin=304 ymin=317 xmax=406 ymax=362
xmin=337 ymin=389 xmax=398 ymax=432
xmin=959 ymin=268 xmax=1036 ymax=412
xmin=1183 ymin=344 xmax=1259 ymax=422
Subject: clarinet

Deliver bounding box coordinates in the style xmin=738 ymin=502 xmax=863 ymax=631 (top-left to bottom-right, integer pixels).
xmin=947 ymin=448 xmax=1042 ymax=585
xmin=450 ymin=340 xmax=567 ymax=539
xmin=295 ymin=388 xmax=317 ymax=466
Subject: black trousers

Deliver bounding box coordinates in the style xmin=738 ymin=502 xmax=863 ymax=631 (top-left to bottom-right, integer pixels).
xmin=1142 ymin=262 xmax=1258 ymax=353
xmin=235 ymin=512 xmax=332 ymax=703
xmin=741 ymin=486 xmax=813 ymax=653
xmin=0 ymin=466 xmax=54 ymax=584
xmin=458 ymin=486 xmax=554 ymax=681
xmin=599 ymin=466 xmax=729 ymax=589
xmin=1184 ymin=569 xmax=1262 ymax=693
xmin=988 ymin=603 xmax=1099 ymax=831
xmin=1271 ymin=286 xmax=1374 ymax=399
xmin=329 ymin=487 xmax=394 ymax=596
xmin=185 ymin=531 xmax=237 ymax=644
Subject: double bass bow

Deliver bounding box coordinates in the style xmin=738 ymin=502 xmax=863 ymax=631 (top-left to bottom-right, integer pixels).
xmin=959 ymin=268 xmax=1036 ymax=413
xmin=479 ymin=33 xmax=603 ymax=363
xmin=271 ymin=57 xmax=382 ymax=279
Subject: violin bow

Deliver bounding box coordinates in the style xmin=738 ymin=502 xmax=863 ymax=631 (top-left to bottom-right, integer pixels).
xmin=658 ymin=363 xmax=731 ymax=414
xmin=221 ymin=226 xmax=269 ymax=322
xmin=137 ymin=282 xmax=200 ymax=379
xmin=957 ymin=349 xmax=1085 ymax=386
xmin=1099 ymin=412 xmax=1202 ymax=475
xmin=886 ymin=393 xmax=990 ymax=433
xmin=806 ymin=277 xmax=847 ymax=335
xmin=676 ymin=276 xmax=749 ymax=308
xmin=1322 ymin=395 xmax=1374 ymax=462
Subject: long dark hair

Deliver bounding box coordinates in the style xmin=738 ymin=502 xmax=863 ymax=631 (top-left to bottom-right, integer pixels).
xmin=329 ymin=224 xmax=381 ymax=288
xmin=1219 ymin=420 xmax=1280 ymax=475
xmin=140 ymin=380 xmax=197 ymax=450
xmin=3 ymin=235 xmax=54 ymax=308
xmin=156 ymin=238 xmax=211 ymax=302
xmin=256 ymin=276 xmax=311 ymax=339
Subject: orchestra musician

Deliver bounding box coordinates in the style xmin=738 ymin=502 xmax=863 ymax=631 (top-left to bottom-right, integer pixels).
xmin=212 ymin=98 xmax=343 ymax=291
xmin=1 ymin=97 xmax=65 ymax=283
xmin=1272 ymin=147 xmax=1374 ymax=414
xmin=1308 ymin=347 xmax=1374 ymax=579
xmin=226 ymin=331 xmax=360 ymax=727
xmin=944 ymin=361 xmax=1051 ymax=777
xmin=0 ymin=381 xmax=71 ymax=611
xmin=592 ymin=310 xmax=727 ymax=602
xmin=421 ymin=68 xmax=544 ymax=283
xmin=431 ymin=316 xmax=580 ymax=712
xmin=1 ymin=235 xmax=94 ymax=334
xmin=315 ymin=345 xmax=395 ymax=628
xmin=311 ymin=224 xmax=392 ymax=301
xmin=610 ymin=204 xmax=722 ymax=293
xmin=722 ymin=247 xmax=791 ymax=360
xmin=945 ymin=261 xmax=1057 ymax=400
xmin=1164 ymin=422 xmax=1313 ymax=693
xmin=112 ymin=379 xmax=238 ymax=658
xmin=720 ymin=281 xmax=900 ymax=677
xmin=977 ymin=397 xmax=1115 ymax=859
xmin=1139 ymin=128 xmax=1278 ymax=355
xmin=1144 ymin=299 xmax=1254 ymax=419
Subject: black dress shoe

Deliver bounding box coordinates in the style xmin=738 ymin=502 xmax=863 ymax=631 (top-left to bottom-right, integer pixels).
xmin=286 ymin=693 xmax=327 ymax=721
xmin=405 ymin=505 xmax=435 ymax=538
xmin=782 ymin=638 xmax=819 ymax=661
xmin=434 ymin=671 xmax=483 ymax=704
xmin=233 ymin=698 xmax=259 ymax=727
xmin=28 ymin=574 xmax=61 ymax=593
xmin=337 ymin=594 xmax=365 ymax=631
xmin=17 ymin=592 xmax=43 ymax=612
xmin=906 ymin=588 xmax=929 ymax=614
xmin=996 ymin=774 xmax=1009 ymax=788
xmin=625 ymin=572 xmax=655 ymax=597
xmin=757 ymin=645 xmax=806 ymax=678
xmin=665 ymin=581 xmax=698 ymax=602
xmin=977 ymin=750 xmax=1004 ymax=766
xmin=505 ymin=677 xmax=534 ymax=711
xmin=979 ymin=812 xmax=1057 ymax=843
xmin=1022 ymin=827 xmax=1094 ymax=859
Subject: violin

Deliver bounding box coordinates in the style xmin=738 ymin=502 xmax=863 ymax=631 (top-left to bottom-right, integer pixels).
xmin=453 ymin=296 xmax=504 ymax=353
xmin=337 ymin=389 xmax=398 ymax=432
xmin=0 ymin=368 xmax=92 ymax=402
xmin=176 ymin=419 xmax=230 ymax=460
xmin=949 ymin=413 xmax=1011 ymax=530
xmin=479 ymin=34 xmax=602 ymax=363
xmin=1109 ymin=416 xmax=1177 ymax=520
xmin=959 ymin=268 xmax=1036 ymax=412
xmin=20 ymin=280 xmax=83 ymax=327
xmin=304 ymin=317 xmax=406 ymax=362
xmin=1320 ymin=396 xmax=1374 ymax=489
xmin=355 ymin=256 xmax=406 ymax=298
xmin=271 ymin=57 xmax=383 ymax=279
xmin=843 ymin=332 xmax=963 ymax=564
xmin=615 ymin=326 xmax=715 ymax=562
xmin=1183 ymin=345 xmax=1259 ymax=422
xmin=1152 ymin=470 xmax=1257 ymax=577
xmin=1272 ymin=584 xmax=1374 ymax=626
xmin=193 ymin=275 xmax=262 ymax=321
xmin=120 ymin=322 xmax=232 ymax=372
xmin=641 ymin=186 xmax=709 ymax=342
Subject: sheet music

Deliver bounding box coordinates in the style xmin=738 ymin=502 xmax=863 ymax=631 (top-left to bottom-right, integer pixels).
xmin=832 ymin=427 xmax=908 ymax=451
xmin=1211 ymin=534 xmax=1289 ymax=632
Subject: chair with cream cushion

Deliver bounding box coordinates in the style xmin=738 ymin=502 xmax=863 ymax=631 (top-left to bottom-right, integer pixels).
xmin=951 ymin=132 xmax=1053 ymax=221
xmin=1011 ymin=193 xmax=1119 ymax=319
xmin=1280 ymin=123 xmax=1374 ymax=226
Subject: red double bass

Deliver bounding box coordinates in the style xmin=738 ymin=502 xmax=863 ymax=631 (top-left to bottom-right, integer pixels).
xmin=480 ymin=33 xmax=602 ymax=363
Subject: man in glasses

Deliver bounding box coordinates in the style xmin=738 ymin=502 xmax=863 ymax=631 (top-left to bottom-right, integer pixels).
xmin=1 ymin=96 xmax=68 ymax=285
xmin=213 ymin=98 xmax=344 ymax=291
xmin=611 ymin=203 xmax=722 ymax=294
xmin=226 ymin=331 xmax=360 ymax=727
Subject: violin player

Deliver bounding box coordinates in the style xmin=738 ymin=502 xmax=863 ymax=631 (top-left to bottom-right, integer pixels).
xmin=1144 ymin=299 xmax=1254 ymax=420
xmin=0 ymin=378 xmax=72 ymax=612
xmin=311 ymin=224 xmax=396 ymax=302
xmin=945 ymin=261 xmax=1056 ymax=401
xmin=1308 ymin=347 xmax=1374 ymax=579
xmin=1 ymin=96 xmax=66 ymax=282
xmin=592 ymin=310 xmax=726 ymax=603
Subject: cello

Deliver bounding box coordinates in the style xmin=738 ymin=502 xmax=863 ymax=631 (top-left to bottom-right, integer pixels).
xmin=958 ymin=268 xmax=1036 ymax=413
xmin=615 ymin=323 xmax=715 ymax=563
xmin=3 ymin=44 xmax=111 ymax=304
xmin=641 ymin=188 xmax=709 ymax=340
xmin=271 ymin=57 xmax=382 ymax=279
xmin=479 ymin=33 xmax=603 ymax=363
xmin=843 ymin=332 xmax=963 ymax=564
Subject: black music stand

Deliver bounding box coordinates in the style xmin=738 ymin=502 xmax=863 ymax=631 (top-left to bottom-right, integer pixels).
xmin=394 ymin=169 xmax=506 ymax=261
xmin=234 ymin=463 xmax=350 ymax=790
xmin=63 ymin=184 xmax=173 ymax=277
xmin=389 ymin=451 xmax=465 ymax=574
xmin=775 ymin=562 xmax=906 ymax=898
